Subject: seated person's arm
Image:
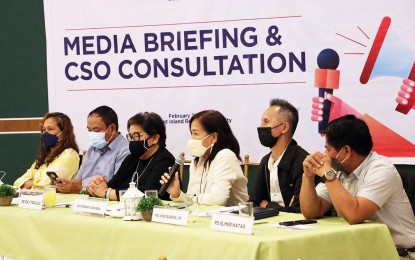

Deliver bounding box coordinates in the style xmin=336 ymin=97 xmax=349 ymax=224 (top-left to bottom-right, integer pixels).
xmin=22 ymin=179 xmax=34 ymax=189
xmin=14 ymin=162 xmax=36 ymax=189
xmin=56 ymin=178 xmax=82 ymax=193
xmin=325 ymin=180 xmax=379 ymax=224
xmin=300 ymin=153 xmax=332 ymax=218
xmin=300 ymin=174 xmax=332 ymax=218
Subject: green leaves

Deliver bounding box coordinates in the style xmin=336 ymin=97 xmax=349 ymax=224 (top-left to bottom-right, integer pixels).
xmin=0 ymin=184 xmax=16 ymax=197
xmin=136 ymin=196 xmax=163 ymax=212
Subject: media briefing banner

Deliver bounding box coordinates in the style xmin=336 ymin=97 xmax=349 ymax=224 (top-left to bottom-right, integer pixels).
xmin=44 ymin=0 xmax=415 ymax=163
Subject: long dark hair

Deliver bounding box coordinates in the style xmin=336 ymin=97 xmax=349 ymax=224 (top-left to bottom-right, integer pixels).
xmin=35 ymin=112 xmax=79 ymax=169
xmin=190 ymin=110 xmax=241 ymax=168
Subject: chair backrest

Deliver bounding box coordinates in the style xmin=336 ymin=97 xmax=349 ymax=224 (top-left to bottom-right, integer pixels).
xmin=79 ymin=150 xmax=87 ymax=168
xmin=396 ymin=167 xmax=415 ymax=215
xmin=243 ymin=154 xmax=260 ymax=196
xmin=179 ymin=158 xmax=191 ymax=181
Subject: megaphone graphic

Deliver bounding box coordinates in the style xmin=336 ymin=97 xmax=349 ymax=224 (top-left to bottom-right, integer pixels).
xmin=360 ymin=16 xmax=415 ymax=114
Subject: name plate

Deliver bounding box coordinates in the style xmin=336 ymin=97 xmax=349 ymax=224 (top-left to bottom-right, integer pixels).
xmin=152 ymin=207 xmax=189 ymax=226
xmin=72 ymin=199 xmax=107 ymax=216
xmin=211 ymin=213 xmax=254 ymax=235
xmin=18 ymin=194 xmax=44 ymax=210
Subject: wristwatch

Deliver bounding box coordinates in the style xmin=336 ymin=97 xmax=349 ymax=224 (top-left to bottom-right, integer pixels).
xmin=322 ymin=169 xmax=336 ymax=183
xmin=80 ymin=186 xmax=87 ymax=195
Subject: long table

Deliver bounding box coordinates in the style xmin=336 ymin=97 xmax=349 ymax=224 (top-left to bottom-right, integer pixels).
xmin=0 ymin=195 xmax=398 ymax=260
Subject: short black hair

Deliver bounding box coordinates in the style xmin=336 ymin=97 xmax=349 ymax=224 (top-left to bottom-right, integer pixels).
xmin=325 ymin=114 xmax=373 ymax=156
xmin=127 ymin=112 xmax=167 ymax=148
xmin=269 ymin=98 xmax=299 ymax=136
xmin=88 ymin=105 xmax=119 ymax=131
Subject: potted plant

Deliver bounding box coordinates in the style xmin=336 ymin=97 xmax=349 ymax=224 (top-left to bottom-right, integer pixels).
xmin=0 ymin=184 xmax=17 ymax=206
xmin=136 ymin=196 xmax=163 ymax=221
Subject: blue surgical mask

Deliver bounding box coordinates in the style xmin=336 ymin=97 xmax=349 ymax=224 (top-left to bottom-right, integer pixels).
xmin=42 ymin=131 xmax=63 ymax=149
xmin=88 ymin=125 xmax=112 ymax=149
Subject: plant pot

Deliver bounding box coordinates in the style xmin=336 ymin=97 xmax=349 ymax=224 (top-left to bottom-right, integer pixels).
xmin=0 ymin=196 xmax=13 ymax=206
xmin=141 ymin=211 xmax=153 ymax=222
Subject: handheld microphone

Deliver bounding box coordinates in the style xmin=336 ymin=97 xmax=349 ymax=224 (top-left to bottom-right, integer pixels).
xmin=159 ymin=152 xmax=185 ymax=196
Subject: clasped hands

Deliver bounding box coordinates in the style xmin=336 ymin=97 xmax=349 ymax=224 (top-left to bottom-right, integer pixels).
xmin=87 ymin=176 xmax=108 ymax=198
xmin=303 ymin=152 xmax=332 ymax=178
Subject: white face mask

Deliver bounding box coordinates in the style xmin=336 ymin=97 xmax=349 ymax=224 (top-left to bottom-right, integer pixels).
xmin=187 ymin=134 xmax=213 ymax=157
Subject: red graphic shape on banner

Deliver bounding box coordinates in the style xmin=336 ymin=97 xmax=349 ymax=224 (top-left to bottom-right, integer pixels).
xmin=360 ymin=16 xmax=391 ymax=84
xmin=328 ymin=95 xmax=363 ymax=122
xmin=327 ymin=95 xmax=415 ymax=157
xmin=363 ymin=114 xmax=415 ymax=157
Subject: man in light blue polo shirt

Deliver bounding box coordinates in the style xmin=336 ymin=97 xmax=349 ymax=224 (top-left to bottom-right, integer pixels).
xmin=56 ymin=106 xmax=129 ymax=194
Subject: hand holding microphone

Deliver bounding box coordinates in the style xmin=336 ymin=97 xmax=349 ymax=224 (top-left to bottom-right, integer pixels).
xmin=396 ymin=78 xmax=415 ymax=112
xmin=312 ymin=49 xmax=340 ymax=134
xmin=159 ymin=152 xmax=185 ymax=197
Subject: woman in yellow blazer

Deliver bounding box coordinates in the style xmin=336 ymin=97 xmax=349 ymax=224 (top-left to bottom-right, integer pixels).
xmin=14 ymin=112 xmax=80 ymax=189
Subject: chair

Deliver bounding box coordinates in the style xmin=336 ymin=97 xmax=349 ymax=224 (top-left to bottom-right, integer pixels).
xmin=243 ymin=154 xmax=260 ymax=178
xmin=396 ymin=166 xmax=415 ymax=215
xmin=243 ymin=155 xmax=260 ymax=196
xmin=179 ymin=156 xmax=191 ymax=181
xmin=78 ymin=150 xmax=86 ymax=168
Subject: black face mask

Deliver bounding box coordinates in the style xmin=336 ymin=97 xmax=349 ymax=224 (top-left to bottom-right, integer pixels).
xmin=129 ymin=139 xmax=152 ymax=158
xmin=257 ymin=127 xmax=279 ymax=148
xmin=331 ymin=148 xmax=348 ymax=173
xmin=331 ymin=158 xmax=347 ymax=173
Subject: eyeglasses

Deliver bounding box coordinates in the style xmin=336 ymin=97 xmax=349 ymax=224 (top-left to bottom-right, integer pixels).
xmin=126 ymin=132 xmax=147 ymax=142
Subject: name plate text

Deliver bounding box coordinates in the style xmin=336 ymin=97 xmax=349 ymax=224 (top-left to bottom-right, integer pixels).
xmin=72 ymin=199 xmax=107 ymax=216
xmin=211 ymin=213 xmax=253 ymax=235
xmin=18 ymin=194 xmax=44 ymax=210
xmin=152 ymin=207 xmax=189 ymax=226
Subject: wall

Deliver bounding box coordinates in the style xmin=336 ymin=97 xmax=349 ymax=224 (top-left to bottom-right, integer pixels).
xmin=0 ymin=1 xmax=48 ymax=184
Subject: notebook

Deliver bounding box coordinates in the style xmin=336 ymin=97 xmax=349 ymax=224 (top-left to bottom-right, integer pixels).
xmin=253 ymin=207 xmax=279 ymax=220
xmin=229 ymin=206 xmax=279 ymax=220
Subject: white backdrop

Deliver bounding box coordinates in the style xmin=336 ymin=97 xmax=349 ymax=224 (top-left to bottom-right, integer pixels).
xmin=44 ymin=0 xmax=415 ymax=163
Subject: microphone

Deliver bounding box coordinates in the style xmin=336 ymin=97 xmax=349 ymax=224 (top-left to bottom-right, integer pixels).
xmin=159 ymin=152 xmax=185 ymax=196
xmin=314 ymin=48 xmax=340 ymax=134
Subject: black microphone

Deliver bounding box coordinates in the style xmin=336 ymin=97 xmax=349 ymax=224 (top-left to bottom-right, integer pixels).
xmin=314 ymin=48 xmax=340 ymax=134
xmin=159 ymin=152 xmax=185 ymax=196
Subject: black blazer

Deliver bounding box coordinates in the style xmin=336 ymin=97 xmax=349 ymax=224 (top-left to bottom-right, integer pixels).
xmin=250 ymin=139 xmax=319 ymax=213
